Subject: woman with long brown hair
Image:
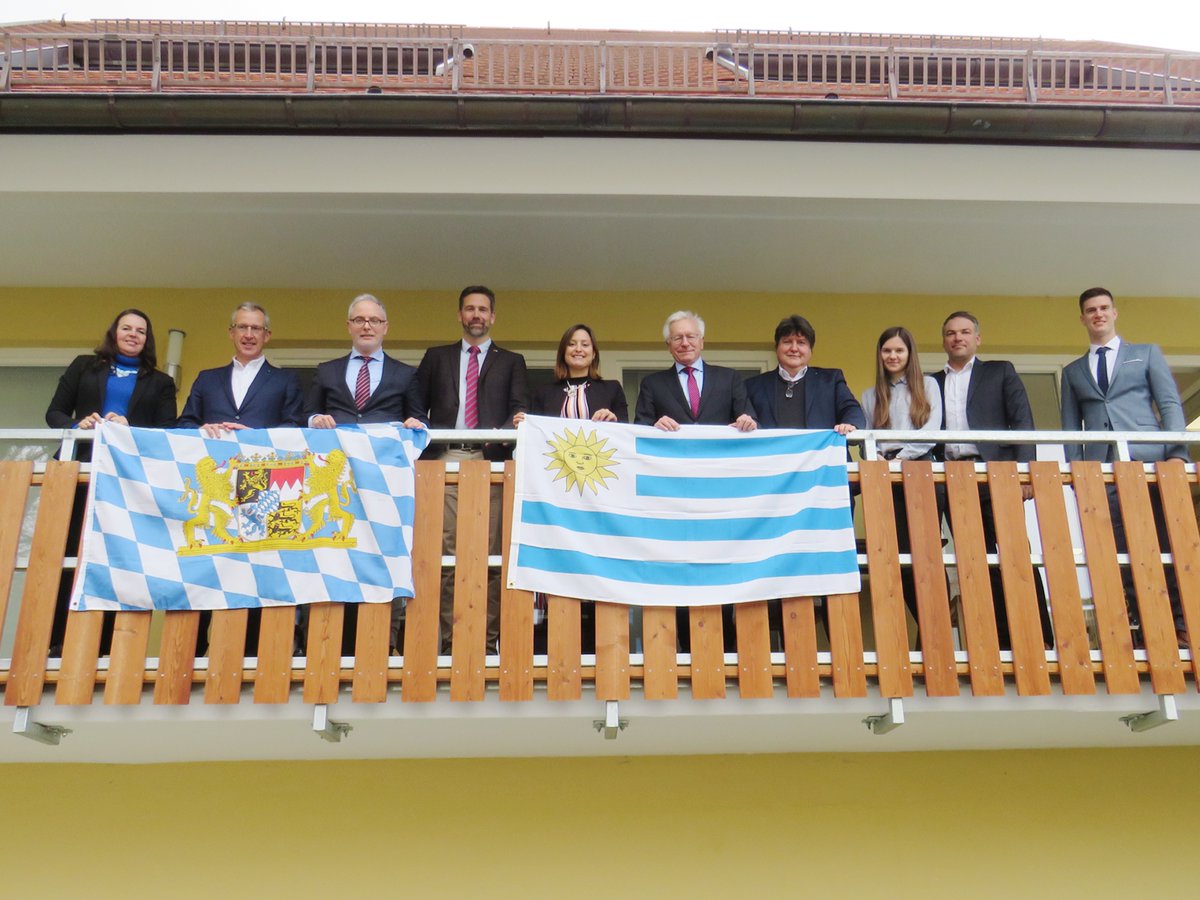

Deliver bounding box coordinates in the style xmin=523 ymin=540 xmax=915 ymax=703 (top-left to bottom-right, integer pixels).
xmin=860 ymin=326 xmax=941 ymax=635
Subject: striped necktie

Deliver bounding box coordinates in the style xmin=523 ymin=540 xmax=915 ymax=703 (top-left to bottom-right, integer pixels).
xmin=464 ymin=346 xmax=480 ymax=428
xmin=353 ymin=356 xmax=372 ymax=410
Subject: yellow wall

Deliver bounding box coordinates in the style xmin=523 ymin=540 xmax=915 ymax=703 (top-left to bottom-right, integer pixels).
xmin=2 ymin=287 xmax=1197 ymax=407
xmin=3 ymin=748 xmax=1196 ymax=897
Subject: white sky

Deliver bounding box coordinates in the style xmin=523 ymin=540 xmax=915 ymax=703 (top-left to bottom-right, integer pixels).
xmin=4 ymin=0 xmax=1200 ymax=52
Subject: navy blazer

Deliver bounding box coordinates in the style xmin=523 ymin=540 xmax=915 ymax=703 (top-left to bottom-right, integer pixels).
xmin=306 ymin=352 xmax=426 ymax=426
xmin=177 ymin=360 xmax=304 ymax=429
xmin=932 ymin=359 xmax=1035 ymax=462
xmin=743 ymin=367 xmax=865 ymax=430
xmin=634 ymin=362 xmax=753 ymax=426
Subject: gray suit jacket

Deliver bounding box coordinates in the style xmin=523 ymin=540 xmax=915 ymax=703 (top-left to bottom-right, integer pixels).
xmin=1060 ymin=341 xmax=1185 ymax=462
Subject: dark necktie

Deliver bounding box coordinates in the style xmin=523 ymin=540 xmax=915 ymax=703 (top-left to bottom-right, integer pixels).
xmin=683 ymin=366 xmax=700 ymax=418
xmin=1096 ymin=346 xmax=1109 ymax=394
xmin=353 ymin=356 xmax=372 ymax=410
xmin=465 ymin=346 xmax=480 ymax=428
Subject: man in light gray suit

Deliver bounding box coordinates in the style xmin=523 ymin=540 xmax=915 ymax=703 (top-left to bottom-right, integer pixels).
xmin=1061 ymin=286 xmax=1188 ymax=645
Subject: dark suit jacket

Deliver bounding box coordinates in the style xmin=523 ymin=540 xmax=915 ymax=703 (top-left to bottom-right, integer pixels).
xmin=46 ymin=354 xmax=177 ymax=429
xmin=932 ymin=359 xmax=1035 ymax=462
xmin=530 ymin=379 xmax=629 ymax=422
xmin=417 ymin=342 xmax=529 ymax=460
xmin=306 ymin=352 xmax=425 ymax=426
xmin=177 ymin=360 xmax=304 ymax=429
xmin=634 ymin=362 xmax=752 ymax=426
xmin=743 ymin=367 xmax=865 ymax=430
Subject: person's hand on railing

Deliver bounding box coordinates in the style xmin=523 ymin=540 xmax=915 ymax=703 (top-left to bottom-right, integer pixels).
xmin=590 ymin=409 xmax=619 ymax=422
xmin=833 ymin=423 xmax=856 ymax=436
xmin=732 ymin=414 xmax=757 ymax=432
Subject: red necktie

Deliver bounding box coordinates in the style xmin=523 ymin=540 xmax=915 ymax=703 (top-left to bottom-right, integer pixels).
xmin=464 ymin=346 xmax=480 ymax=428
xmin=683 ymin=366 xmax=700 ymax=418
xmin=353 ymin=356 xmax=372 ymax=410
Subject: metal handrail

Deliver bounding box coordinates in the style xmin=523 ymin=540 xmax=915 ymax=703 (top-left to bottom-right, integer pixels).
xmin=2 ymin=30 xmax=1196 ymax=104
xmin=18 ymin=426 xmax=1200 ymax=466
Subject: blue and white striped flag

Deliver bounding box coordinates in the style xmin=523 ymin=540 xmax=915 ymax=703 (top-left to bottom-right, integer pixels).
xmin=71 ymin=422 xmax=429 ymax=611
xmin=508 ymin=416 xmax=860 ymax=606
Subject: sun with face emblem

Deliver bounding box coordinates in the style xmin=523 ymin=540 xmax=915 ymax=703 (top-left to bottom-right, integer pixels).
xmin=544 ymin=427 xmax=620 ymax=495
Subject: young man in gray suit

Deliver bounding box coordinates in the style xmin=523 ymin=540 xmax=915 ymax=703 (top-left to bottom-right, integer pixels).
xmin=1061 ymin=287 xmax=1188 ymax=646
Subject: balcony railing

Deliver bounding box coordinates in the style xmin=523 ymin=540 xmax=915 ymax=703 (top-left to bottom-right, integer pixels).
xmin=0 ymin=428 xmax=1196 ymax=725
xmin=2 ymin=30 xmax=1198 ymax=105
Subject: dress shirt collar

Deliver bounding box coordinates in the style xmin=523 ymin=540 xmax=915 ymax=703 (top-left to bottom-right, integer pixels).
xmin=943 ymin=355 xmax=976 ymax=376
xmin=778 ymin=365 xmax=807 ymax=383
xmin=231 ymin=355 xmax=267 ymax=373
xmin=1089 ymin=336 xmax=1121 ymax=356
xmin=352 ymin=348 xmax=386 ymax=363
xmin=676 ymin=358 xmax=704 ymax=375
xmin=462 ymin=339 xmax=492 ymax=355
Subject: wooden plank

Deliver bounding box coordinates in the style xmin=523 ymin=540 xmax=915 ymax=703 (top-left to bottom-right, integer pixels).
xmin=55 ymin=609 xmax=102 ymax=705
xmin=204 ymin=609 xmax=248 ymax=704
xmin=402 ymin=460 xmax=444 ymax=703
xmin=826 ymin=593 xmax=867 ymax=697
xmin=687 ymin=606 xmax=726 ymax=699
xmin=857 ymin=461 xmax=912 ymax=698
xmin=350 ymin=602 xmax=390 ymax=703
xmin=153 ymin=611 xmax=200 ymax=705
xmin=301 ymin=602 xmax=344 ymax=705
xmin=1029 ymin=462 xmax=1095 ymax=695
xmin=903 ymin=461 xmax=958 ymax=697
xmin=781 ymin=596 xmax=820 ymax=697
xmin=498 ymin=461 xmax=534 ymax=701
xmin=594 ymin=601 xmax=630 ymax=701
xmin=1070 ymin=462 xmax=1139 ymax=694
xmin=944 ymin=462 xmax=1004 ymax=696
xmin=641 ymin=606 xmax=678 ymax=700
xmin=6 ymin=461 xmax=79 ymax=707
xmin=988 ymin=463 xmax=1050 ymax=696
xmin=546 ymin=595 xmax=582 ymax=700
xmin=449 ymin=459 xmax=490 ymax=702
xmin=105 ymin=611 xmax=151 ymax=705
xmin=1155 ymin=460 xmax=1200 ymax=688
xmin=734 ymin=601 xmax=773 ymax=699
xmin=253 ymin=606 xmax=296 ymax=704
xmin=0 ymin=461 xmax=33 ymax=649
xmin=1114 ymin=462 xmax=1185 ymax=695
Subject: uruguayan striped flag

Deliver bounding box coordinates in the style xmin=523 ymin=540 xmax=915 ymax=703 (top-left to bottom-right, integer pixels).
xmin=71 ymin=422 xmax=429 ymax=611
xmin=508 ymin=416 xmax=860 ymax=606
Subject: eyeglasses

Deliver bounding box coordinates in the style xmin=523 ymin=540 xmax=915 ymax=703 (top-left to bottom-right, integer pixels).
xmin=668 ymin=333 xmax=702 ymax=345
xmin=349 ymin=317 xmax=386 ymax=328
xmin=231 ymin=324 xmax=268 ymax=334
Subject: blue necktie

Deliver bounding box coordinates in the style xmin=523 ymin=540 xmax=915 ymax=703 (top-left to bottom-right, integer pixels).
xmin=1096 ymin=347 xmax=1109 ymax=394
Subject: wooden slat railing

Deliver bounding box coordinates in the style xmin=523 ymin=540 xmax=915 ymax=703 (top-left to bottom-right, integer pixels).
xmin=0 ymin=431 xmax=1198 ymax=712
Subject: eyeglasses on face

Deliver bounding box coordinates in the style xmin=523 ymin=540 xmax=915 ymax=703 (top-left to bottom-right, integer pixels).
xmin=231 ymin=324 xmax=268 ymax=334
xmin=349 ymin=317 xmax=386 ymax=328
xmin=668 ymin=333 xmax=702 ymax=345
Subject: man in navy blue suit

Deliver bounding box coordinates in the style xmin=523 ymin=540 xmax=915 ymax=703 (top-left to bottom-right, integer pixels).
xmin=177 ymin=302 xmax=304 ymax=435
xmin=743 ymin=315 xmax=864 ymax=434
xmin=177 ymin=302 xmax=305 ymax=656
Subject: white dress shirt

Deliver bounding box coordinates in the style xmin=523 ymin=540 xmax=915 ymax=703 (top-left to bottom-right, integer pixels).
xmin=230 ymin=355 xmax=266 ymax=409
xmin=942 ymin=357 xmax=980 ymax=459
xmin=861 ymin=374 xmax=942 ymax=459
